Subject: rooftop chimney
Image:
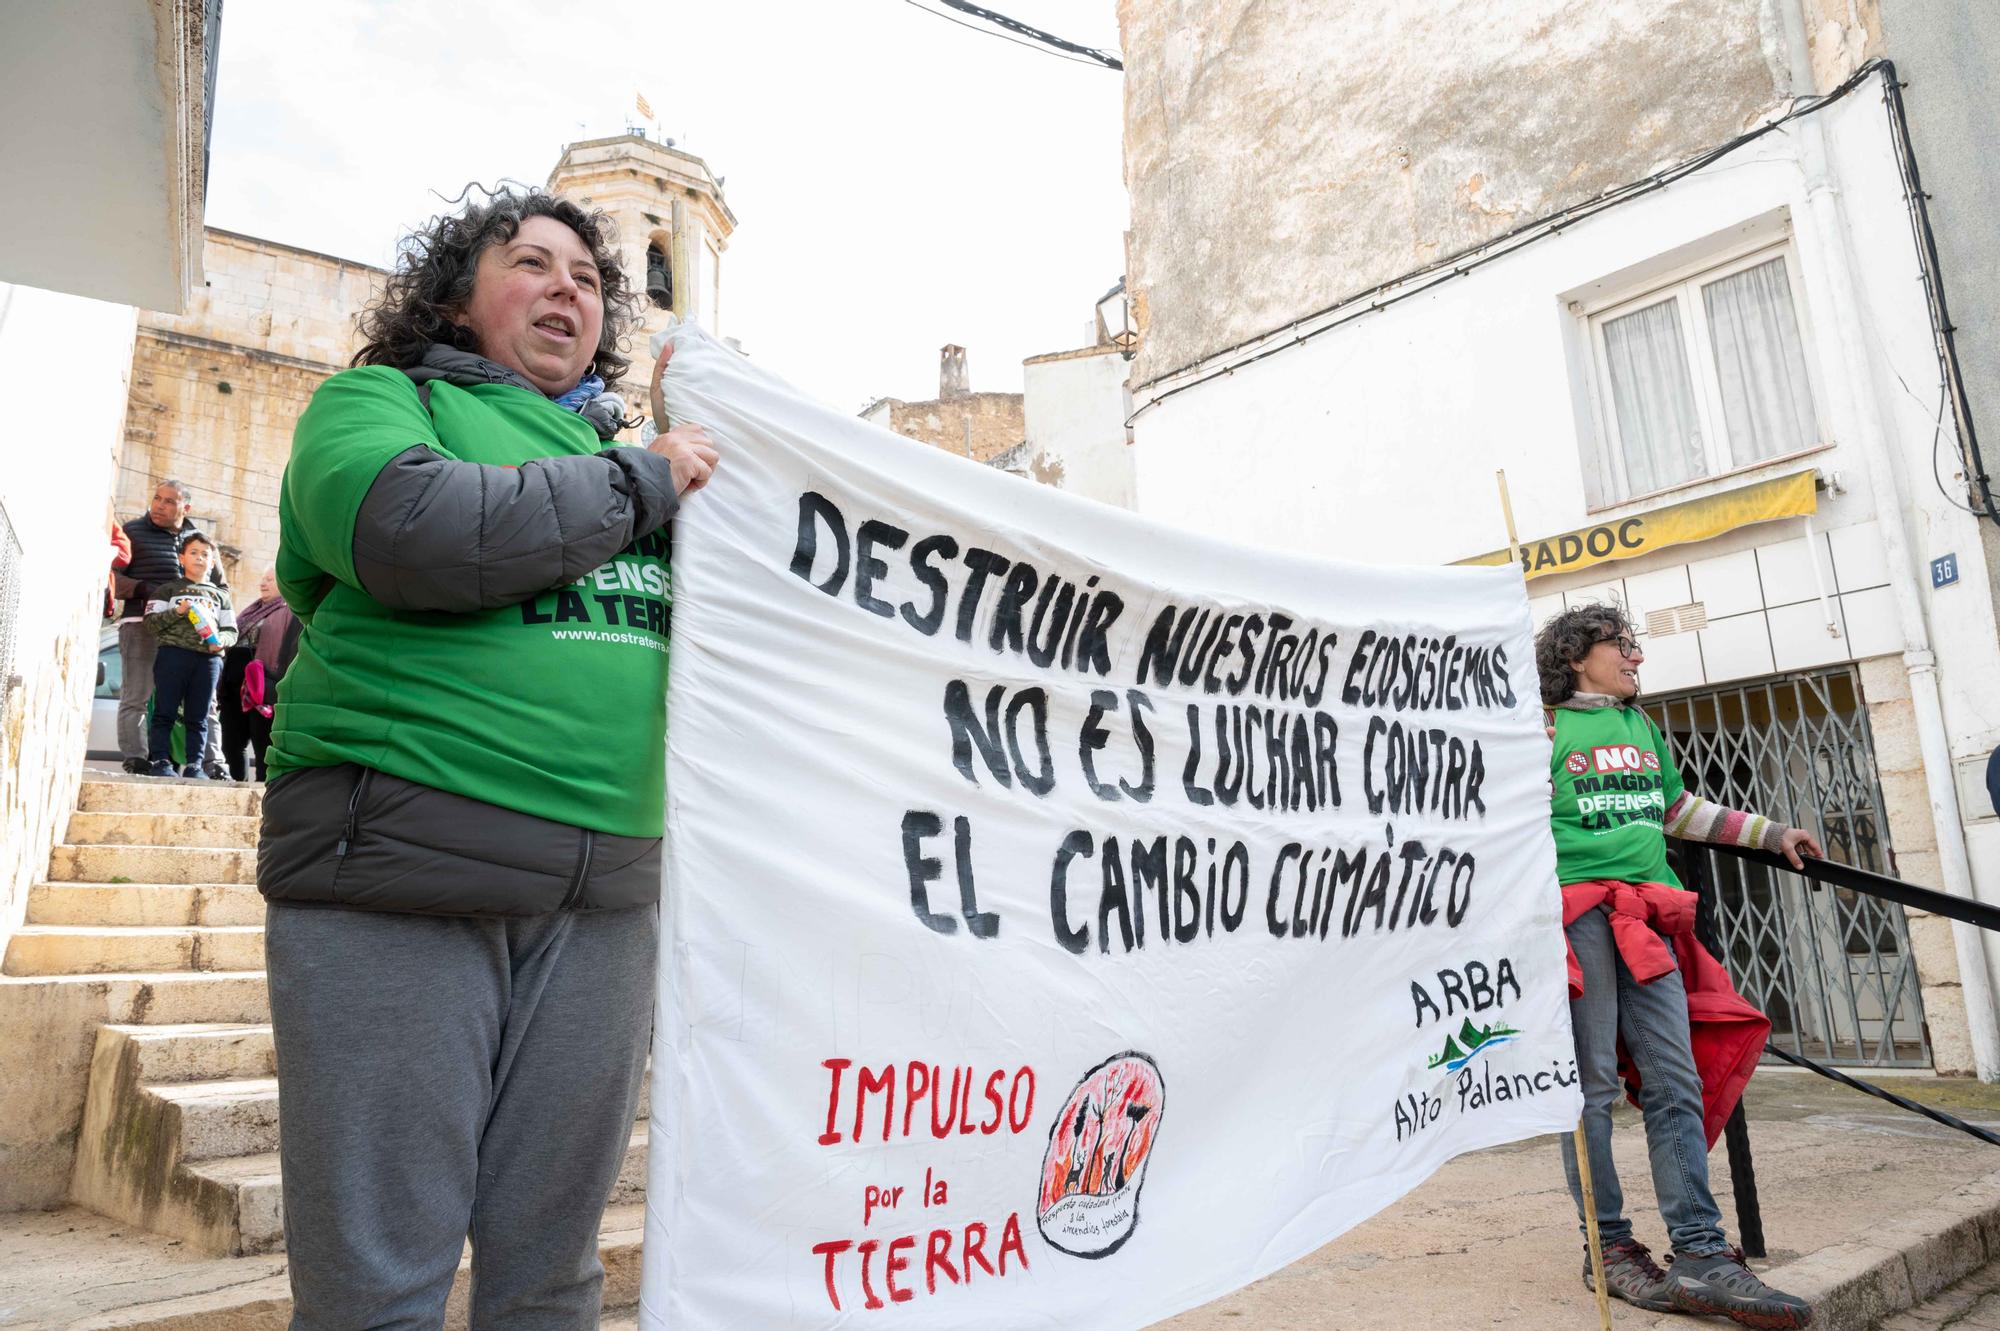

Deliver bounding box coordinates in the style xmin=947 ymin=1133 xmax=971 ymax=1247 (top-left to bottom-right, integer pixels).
xmin=939 ymin=344 xmax=969 ymax=401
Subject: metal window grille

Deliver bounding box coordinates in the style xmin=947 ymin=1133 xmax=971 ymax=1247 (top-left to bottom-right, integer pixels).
xmin=1644 ymin=667 xmax=1929 ymax=1067
xmin=0 ymin=500 xmax=22 ymax=700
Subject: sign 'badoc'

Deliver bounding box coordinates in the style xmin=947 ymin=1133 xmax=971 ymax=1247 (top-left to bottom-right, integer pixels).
xmin=639 ymin=325 xmax=1581 ymax=1330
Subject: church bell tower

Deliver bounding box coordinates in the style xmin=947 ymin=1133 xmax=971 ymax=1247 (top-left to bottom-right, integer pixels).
xmin=548 ymin=133 xmax=737 ymax=423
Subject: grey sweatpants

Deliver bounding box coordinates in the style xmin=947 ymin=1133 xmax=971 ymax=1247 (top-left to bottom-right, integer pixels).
xmin=266 ymin=901 xmax=658 ymax=1331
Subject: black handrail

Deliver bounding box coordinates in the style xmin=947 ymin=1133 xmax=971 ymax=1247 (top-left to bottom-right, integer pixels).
xmin=1677 ymin=839 xmax=2000 ymax=1259
xmin=1705 ymin=842 xmax=2000 ymax=934
xmin=1760 ymin=1042 xmax=2000 ymax=1147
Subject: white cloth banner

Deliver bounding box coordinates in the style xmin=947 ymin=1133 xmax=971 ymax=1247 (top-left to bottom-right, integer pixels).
xmin=641 ymin=325 xmax=1580 ymax=1329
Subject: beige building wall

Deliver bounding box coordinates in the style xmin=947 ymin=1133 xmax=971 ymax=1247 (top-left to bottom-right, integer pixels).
xmin=862 ymin=392 xmax=1028 ymax=466
xmin=116 ymin=230 xmax=381 ymax=588
xmin=1116 ymin=0 xmax=1797 ymax=387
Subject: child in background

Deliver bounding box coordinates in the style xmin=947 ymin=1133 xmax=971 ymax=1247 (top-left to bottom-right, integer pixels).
xmin=143 ymin=532 xmax=237 ymax=778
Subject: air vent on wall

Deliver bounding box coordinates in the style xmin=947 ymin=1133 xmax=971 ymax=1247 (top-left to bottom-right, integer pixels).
xmin=1644 ymin=602 xmax=1709 ymax=637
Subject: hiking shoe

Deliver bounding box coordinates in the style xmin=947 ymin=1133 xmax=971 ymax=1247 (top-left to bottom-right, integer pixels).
xmin=147 ymin=760 xmax=177 ymax=778
xmin=121 ymin=757 xmax=150 ymax=775
xmin=1582 ymin=1237 xmax=1674 ymax=1313
xmin=204 ymin=763 xmax=235 ymax=783
xmin=1667 ymin=1248 xmax=1812 ymax=1328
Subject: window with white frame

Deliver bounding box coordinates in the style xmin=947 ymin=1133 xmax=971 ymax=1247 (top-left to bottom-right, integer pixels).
xmin=1586 ymin=243 xmax=1822 ymax=504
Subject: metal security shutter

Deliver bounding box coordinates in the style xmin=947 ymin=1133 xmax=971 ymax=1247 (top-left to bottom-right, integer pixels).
xmin=1646 ymin=667 xmax=1929 ymax=1067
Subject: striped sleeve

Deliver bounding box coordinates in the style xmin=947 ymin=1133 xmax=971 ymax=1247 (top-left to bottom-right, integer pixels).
xmin=1664 ymin=792 xmax=1793 ymax=852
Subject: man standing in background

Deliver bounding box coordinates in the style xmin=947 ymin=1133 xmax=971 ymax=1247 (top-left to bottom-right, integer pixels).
xmin=113 ymin=479 xmax=229 ymax=777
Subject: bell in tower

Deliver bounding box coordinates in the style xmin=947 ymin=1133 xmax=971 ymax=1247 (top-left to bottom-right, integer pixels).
xmin=645 ymin=242 xmax=672 ymax=310
xmin=548 ymin=132 xmax=734 ymax=334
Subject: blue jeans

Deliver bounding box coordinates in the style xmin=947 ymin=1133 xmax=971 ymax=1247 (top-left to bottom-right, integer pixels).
xmin=149 ymin=645 xmax=221 ymax=767
xmin=1559 ymin=905 xmax=1728 ymax=1256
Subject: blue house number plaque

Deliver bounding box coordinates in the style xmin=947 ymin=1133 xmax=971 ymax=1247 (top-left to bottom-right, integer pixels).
xmin=1931 ymin=553 xmax=1960 ymax=589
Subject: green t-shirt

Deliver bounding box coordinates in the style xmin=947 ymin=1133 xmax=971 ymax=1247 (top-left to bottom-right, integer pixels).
xmin=268 ymin=366 xmax=671 ymax=837
xmin=1549 ymin=703 xmax=1685 ymax=887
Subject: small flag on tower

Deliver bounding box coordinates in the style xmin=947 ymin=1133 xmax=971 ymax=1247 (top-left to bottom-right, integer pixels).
xmin=636 ymin=91 xmax=654 ymax=121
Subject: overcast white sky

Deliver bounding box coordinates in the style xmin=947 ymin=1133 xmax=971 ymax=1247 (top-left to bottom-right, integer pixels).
xmin=203 ymin=0 xmax=1129 ymax=410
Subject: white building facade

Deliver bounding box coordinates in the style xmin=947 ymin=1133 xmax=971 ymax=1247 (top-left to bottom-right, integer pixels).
xmin=1119 ymin=1 xmax=2000 ymax=1076
xmin=0 ymin=0 xmax=215 ymax=951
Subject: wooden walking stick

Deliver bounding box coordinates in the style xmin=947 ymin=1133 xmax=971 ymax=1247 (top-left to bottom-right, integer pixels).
xmin=1494 ymin=469 xmax=1522 ymax=571
xmin=1574 ymin=1122 xmax=1614 ymax=1330
xmin=1495 ymin=471 xmax=1613 ymax=1330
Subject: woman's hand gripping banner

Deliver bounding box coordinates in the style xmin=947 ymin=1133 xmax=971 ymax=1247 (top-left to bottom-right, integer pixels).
xmin=641 ymin=324 xmax=1580 ymax=1329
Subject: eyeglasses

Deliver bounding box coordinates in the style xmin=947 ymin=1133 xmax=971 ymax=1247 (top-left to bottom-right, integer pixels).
xmin=1598 ymin=634 xmax=1641 ymax=659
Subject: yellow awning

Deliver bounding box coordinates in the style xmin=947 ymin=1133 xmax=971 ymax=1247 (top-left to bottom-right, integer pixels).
xmin=1458 ymin=470 xmax=1819 ymax=580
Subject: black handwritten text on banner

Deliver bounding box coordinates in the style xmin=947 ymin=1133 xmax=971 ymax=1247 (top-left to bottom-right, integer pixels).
xmin=640 ymin=326 xmax=1580 ymax=1331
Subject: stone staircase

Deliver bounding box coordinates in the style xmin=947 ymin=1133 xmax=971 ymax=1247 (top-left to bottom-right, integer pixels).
xmin=3 ymin=775 xmax=650 ymax=1266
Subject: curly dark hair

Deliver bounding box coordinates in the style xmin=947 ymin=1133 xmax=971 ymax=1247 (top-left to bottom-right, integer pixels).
xmin=1534 ymin=602 xmax=1634 ymax=704
xmin=352 ymin=186 xmax=640 ymax=390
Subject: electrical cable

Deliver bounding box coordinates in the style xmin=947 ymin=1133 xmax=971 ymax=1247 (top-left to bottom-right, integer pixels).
xmin=1891 ymin=367 xmax=1987 ymax=517
xmin=898 ymin=0 xmax=1108 ymax=68
xmin=1877 ymin=62 xmax=1997 ymax=523
xmin=119 ymin=462 xmax=276 ymax=513
xmin=1928 ymin=385 xmax=1984 ymax=515
xmin=934 ymin=0 xmax=1122 ymax=70
xmin=1125 ymin=60 xmax=1963 ymax=453
xmin=123 ymin=440 xmax=288 ymax=488
xmin=1129 ymin=61 xmax=1888 ymax=413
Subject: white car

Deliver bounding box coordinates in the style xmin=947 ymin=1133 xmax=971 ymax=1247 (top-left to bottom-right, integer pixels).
xmin=87 ymin=627 xmax=121 ymax=760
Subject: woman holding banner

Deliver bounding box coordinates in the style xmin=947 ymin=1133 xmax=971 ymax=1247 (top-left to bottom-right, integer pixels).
xmin=1539 ymin=603 xmax=1817 ymax=1329
xmin=257 ymin=187 xmax=716 ymax=1327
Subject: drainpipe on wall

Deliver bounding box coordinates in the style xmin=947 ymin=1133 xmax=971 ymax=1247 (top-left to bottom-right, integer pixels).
xmin=1776 ymin=3 xmax=2000 ymax=1079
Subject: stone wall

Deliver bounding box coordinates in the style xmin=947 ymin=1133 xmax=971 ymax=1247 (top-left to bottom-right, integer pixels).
xmin=0 ymin=284 xmax=136 ymax=950
xmin=1116 ymin=0 xmax=1792 ymax=386
xmin=120 ymin=336 xmax=336 ymax=587
xmin=863 ymin=392 xmax=1026 ymax=465
xmin=115 ymin=230 xmax=379 ymax=586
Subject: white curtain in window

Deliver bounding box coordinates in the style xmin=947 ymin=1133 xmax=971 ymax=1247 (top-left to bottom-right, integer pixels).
xmin=1602 ymin=297 xmax=1704 ymax=495
xmin=1703 ymin=257 xmax=1816 ymax=464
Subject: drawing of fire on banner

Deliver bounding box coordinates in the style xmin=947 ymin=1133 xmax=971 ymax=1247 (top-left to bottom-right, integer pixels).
xmin=1036 ymin=1052 xmax=1166 ymax=1259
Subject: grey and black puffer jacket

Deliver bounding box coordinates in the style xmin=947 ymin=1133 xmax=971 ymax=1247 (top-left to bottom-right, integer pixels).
xmin=258 ymin=347 xmax=678 ymax=917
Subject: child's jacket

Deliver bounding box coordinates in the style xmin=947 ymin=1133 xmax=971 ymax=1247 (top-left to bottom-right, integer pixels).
xmin=145 ymin=578 xmax=238 ymax=652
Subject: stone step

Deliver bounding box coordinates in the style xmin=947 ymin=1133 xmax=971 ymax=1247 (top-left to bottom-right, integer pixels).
xmin=71 ymin=1014 xmax=651 ymax=1257
xmin=3 ymin=925 xmax=264 ymax=977
xmin=70 ymin=1011 xmax=644 ymax=1247
xmin=66 ymin=811 xmax=260 ymax=849
xmin=76 ymin=777 xmax=262 ymax=817
xmin=42 ymin=1202 xmax=643 ymax=1331
xmin=0 ymin=970 xmax=270 ymax=1027
xmin=156 ymin=1078 xmax=282 ymax=1161
xmin=128 ymin=1066 xmax=648 ymax=1167
xmin=143 ymin=1126 xmax=650 ymax=1258
xmin=98 ymin=1022 xmax=276 ymax=1084
xmin=47 ymin=844 xmax=257 ymax=885
xmin=0 ymin=972 xmax=269 ymax=1208
xmin=26 ymin=882 xmax=265 ymax=928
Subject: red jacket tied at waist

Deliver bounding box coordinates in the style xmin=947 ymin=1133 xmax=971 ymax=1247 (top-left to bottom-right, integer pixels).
xmin=1561 ymin=880 xmax=1770 ymax=1147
